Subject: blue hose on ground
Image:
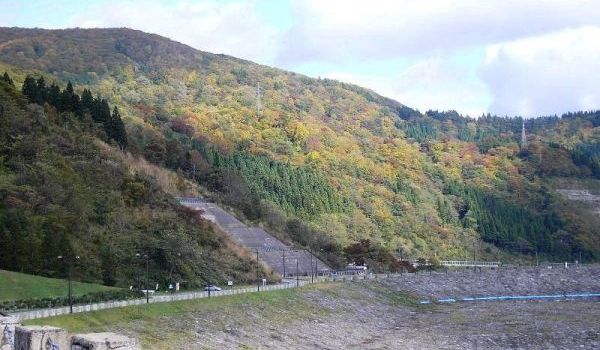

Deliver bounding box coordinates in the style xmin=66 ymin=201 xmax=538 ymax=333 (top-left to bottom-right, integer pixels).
xmin=420 ymin=292 xmax=600 ymax=304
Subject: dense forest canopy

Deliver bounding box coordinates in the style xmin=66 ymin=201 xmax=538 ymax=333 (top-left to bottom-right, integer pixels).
xmin=0 ymin=73 xmax=262 ymax=286
xmin=0 ymin=27 xmax=599 ymax=276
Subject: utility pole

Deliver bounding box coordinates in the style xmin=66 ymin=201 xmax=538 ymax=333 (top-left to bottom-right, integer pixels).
xmin=282 ymin=250 xmax=286 ymax=278
xmin=58 ymin=255 xmax=80 ymax=313
xmin=68 ymin=257 xmax=73 ymax=312
xmin=296 ymin=259 xmax=299 ymax=288
xmin=144 ymin=254 xmax=150 ymax=304
xmin=256 ymin=249 xmax=260 ymax=292
xmin=145 ymin=255 xmax=149 ymax=303
xmin=136 ymin=253 xmax=149 ymax=303
xmin=168 ymin=252 xmax=181 ymax=293
xmin=308 ymin=249 xmax=314 ymax=283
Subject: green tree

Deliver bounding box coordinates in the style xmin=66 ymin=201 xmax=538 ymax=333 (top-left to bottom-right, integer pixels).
xmin=21 ymin=75 xmax=37 ymax=102
xmin=34 ymin=76 xmax=48 ymax=105
xmin=61 ymin=81 xmax=76 ymax=112
xmin=48 ymin=83 xmax=62 ymax=110
xmin=80 ymin=89 xmax=93 ymax=113
xmin=109 ymin=106 xmax=128 ymax=149
xmin=1 ymin=72 xmax=13 ymax=86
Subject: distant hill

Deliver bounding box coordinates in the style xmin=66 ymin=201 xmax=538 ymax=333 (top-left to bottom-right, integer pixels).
xmin=0 ymin=27 xmax=598 ymax=270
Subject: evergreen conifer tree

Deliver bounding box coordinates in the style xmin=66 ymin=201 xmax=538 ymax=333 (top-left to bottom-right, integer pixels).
xmin=21 ymin=75 xmax=37 ymax=102
xmin=109 ymin=106 xmax=128 ymax=149
xmin=98 ymin=99 xmax=111 ymax=124
xmin=80 ymin=89 xmax=93 ymax=113
xmin=48 ymin=84 xmax=62 ymax=110
xmin=35 ymin=76 xmax=48 ymax=105
xmin=1 ymin=72 xmax=13 ymax=86
xmin=71 ymin=91 xmax=81 ymax=116
xmin=61 ymin=81 xmax=75 ymax=111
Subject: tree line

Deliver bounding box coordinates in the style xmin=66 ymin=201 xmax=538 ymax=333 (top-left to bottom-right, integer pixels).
xmin=571 ymin=142 xmax=600 ymax=179
xmin=191 ymin=140 xmax=347 ymax=218
xmin=19 ymin=74 xmax=127 ymax=149
xmin=0 ymin=74 xmax=259 ymax=286
xmin=444 ymin=182 xmax=572 ymax=258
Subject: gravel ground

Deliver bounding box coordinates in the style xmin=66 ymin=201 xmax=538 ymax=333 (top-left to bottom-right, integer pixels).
xmin=383 ymin=265 xmax=600 ymax=299
xmin=54 ymin=266 xmax=597 ymax=349
xmin=183 ymin=287 xmax=600 ymax=350
xmin=174 ymin=266 xmax=600 ymax=349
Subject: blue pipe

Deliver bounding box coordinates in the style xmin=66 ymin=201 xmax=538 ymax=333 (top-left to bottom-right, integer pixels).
xmin=420 ymin=292 xmax=600 ymax=304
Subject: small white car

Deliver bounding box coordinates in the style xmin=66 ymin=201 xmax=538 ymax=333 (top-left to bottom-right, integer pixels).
xmin=204 ymin=285 xmax=222 ymax=291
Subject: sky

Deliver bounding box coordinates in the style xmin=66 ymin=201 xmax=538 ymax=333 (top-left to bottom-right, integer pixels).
xmin=1 ymin=0 xmax=599 ymax=118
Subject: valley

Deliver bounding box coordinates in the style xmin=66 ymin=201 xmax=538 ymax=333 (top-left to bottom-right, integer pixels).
xmin=0 ymin=17 xmax=599 ymax=350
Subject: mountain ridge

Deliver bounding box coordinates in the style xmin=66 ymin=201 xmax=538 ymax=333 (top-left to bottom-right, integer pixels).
xmin=0 ymin=26 xmax=598 ymax=272
xmin=0 ymin=26 xmax=409 ymax=115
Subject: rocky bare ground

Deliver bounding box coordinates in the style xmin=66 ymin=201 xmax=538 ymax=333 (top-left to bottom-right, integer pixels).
xmin=556 ymin=189 xmax=600 ymax=216
xmin=383 ymin=264 xmax=600 ymax=299
xmin=38 ymin=266 xmax=598 ymax=349
xmin=157 ymin=265 xmax=599 ymax=350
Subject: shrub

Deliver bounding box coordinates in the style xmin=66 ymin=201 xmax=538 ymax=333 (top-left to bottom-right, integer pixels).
xmin=0 ymin=289 xmax=144 ymax=312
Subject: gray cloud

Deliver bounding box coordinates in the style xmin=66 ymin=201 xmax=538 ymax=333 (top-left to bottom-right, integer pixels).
xmin=276 ymin=0 xmax=600 ymax=66
xmin=480 ymin=26 xmax=600 ymax=117
xmin=68 ymin=0 xmax=279 ymax=64
xmin=325 ymin=56 xmax=490 ymax=117
xmin=55 ymin=0 xmax=600 ymax=116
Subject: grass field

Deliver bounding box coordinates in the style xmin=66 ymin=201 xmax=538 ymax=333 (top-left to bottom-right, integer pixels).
xmin=0 ymin=270 xmax=119 ymax=301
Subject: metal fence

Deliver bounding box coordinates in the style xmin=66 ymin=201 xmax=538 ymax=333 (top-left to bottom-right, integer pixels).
xmin=11 ymin=273 xmax=403 ymax=321
xmin=441 ymin=260 xmax=502 ymax=268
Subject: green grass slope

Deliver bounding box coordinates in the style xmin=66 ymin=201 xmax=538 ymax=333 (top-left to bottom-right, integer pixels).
xmin=0 ymin=269 xmax=117 ymax=301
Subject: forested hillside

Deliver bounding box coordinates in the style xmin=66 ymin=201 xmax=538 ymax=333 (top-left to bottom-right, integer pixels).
xmin=0 ymin=74 xmax=261 ymax=287
xmin=0 ymin=27 xmax=598 ymax=270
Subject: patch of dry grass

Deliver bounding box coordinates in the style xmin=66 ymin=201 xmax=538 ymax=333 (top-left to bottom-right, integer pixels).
xmin=95 ymin=140 xmax=201 ymax=197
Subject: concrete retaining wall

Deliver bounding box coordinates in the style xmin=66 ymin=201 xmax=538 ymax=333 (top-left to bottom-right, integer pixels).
xmin=1 ymin=315 xmax=18 ymax=350
xmin=1 ymin=325 xmax=140 ymax=350
xmin=14 ymin=325 xmax=70 ymax=350
xmin=71 ymin=332 xmax=139 ymax=350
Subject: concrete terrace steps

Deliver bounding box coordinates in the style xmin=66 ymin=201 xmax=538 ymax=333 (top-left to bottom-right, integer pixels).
xmin=177 ymin=197 xmax=330 ymax=276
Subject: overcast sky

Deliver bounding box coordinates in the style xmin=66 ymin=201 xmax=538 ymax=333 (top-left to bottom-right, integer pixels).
xmin=2 ymin=0 xmax=599 ymax=117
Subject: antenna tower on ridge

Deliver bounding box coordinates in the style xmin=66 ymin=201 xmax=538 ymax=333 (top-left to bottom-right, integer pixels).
xmin=521 ymin=119 xmax=527 ymax=149
xmin=256 ymin=83 xmax=262 ymax=116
